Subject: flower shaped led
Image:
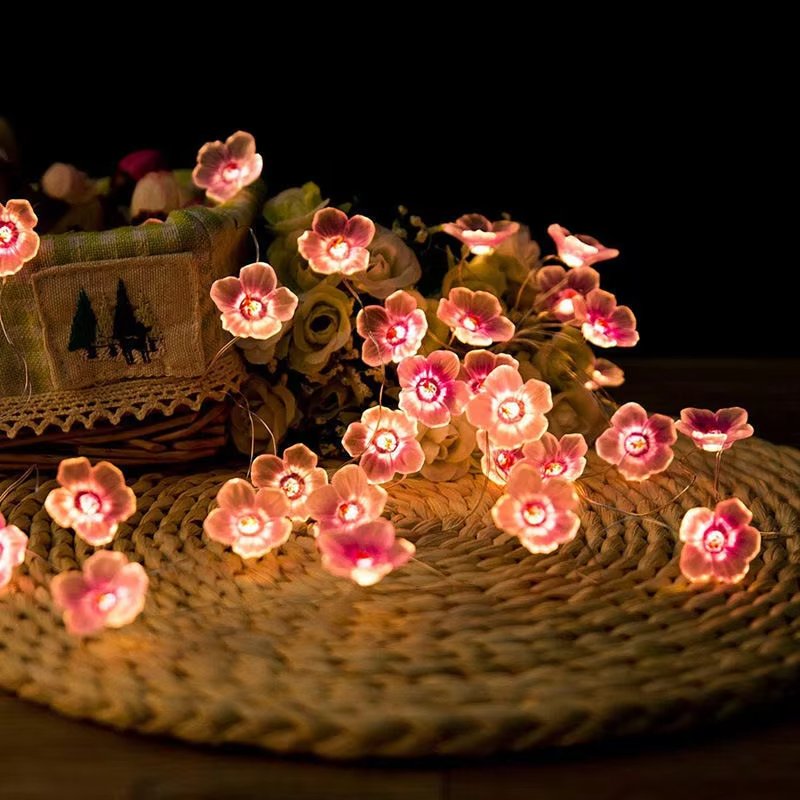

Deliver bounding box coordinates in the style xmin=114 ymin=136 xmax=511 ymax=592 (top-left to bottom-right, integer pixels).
xmin=535 ymin=265 xmax=600 ymax=321
xmin=547 ymin=223 xmax=619 ymax=268
xmin=442 ymin=213 xmax=520 ymax=255
xmin=477 ymin=438 xmax=526 ymax=486
xmin=251 ymin=443 xmax=329 ymax=521
xmin=459 ymin=350 xmax=521 ymax=398
xmin=0 ymin=200 xmax=40 ymax=277
xmin=306 ymin=464 xmax=388 ymax=535
xmin=210 ymin=262 xmax=298 ymax=340
xmin=522 ymin=433 xmax=588 ymax=481
xmin=50 ymin=551 xmax=148 ymax=636
xmin=44 ymin=458 xmax=136 ymax=546
xmin=342 ymin=406 xmax=425 ymax=484
xmin=397 ymin=350 xmax=469 ymax=428
xmin=595 ymin=402 xmax=677 ymax=481
xmin=584 ymin=358 xmax=625 ymax=391
xmin=676 ymin=407 xmax=754 ymax=453
xmin=573 ymin=289 xmax=639 ymax=348
xmin=203 ymin=478 xmax=292 ymax=559
xmin=0 ymin=513 xmax=27 ymax=589
xmin=437 ymin=287 xmax=515 ymax=346
xmin=192 ymin=130 xmax=263 ymax=203
xmin=317 ymin=519 xmax=415 ymax=586
xmin=466 ymin=365 xmax=552 ymax=448
xmin=297 ymin=207 xmax=376 ymax=275
xmin=356 ymin=290 xmax=428 ymax=367
xmin=679 ymin=498 xmax=761 ymax=584
xmin=491 ymin=462 xmax=580 ymax=554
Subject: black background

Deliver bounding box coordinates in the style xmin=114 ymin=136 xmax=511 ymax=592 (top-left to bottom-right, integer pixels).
xmin=4 ymin=78 xmax=794 ymax=358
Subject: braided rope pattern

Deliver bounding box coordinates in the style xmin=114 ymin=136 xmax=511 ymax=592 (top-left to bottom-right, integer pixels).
xmin=1 ymin=438 xmax=799 ymax=758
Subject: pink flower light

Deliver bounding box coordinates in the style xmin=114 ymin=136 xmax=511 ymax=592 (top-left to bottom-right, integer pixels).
xmin=536 ymin=265 xmax=600 ymax=321
xmin=522 ymin=433 xmax=588 ymax=481
xmin=595 ymin=402 xmax=677 ymax=481
xmin=251 ymin=444 xmax=329 ymax=522
xmin=477 ymin=436 xmax=526 ymax=486
xmin=679 ymin=498 xmax=761 ymax=584
xmin=459 ymin=350 xmax=520 ymax=399
xmin=307 ymin=464 xmax=388 ymax=535
xmin=50 ymin=551 xmax=148 ymax=636
xmin=442 ymin=213 xmax=520 ymax=255
xmin=298 ymin=208 xmax=376 ymax=275
xmin=397 ymin=350 xmax=469 ymax=428
xmin=342 ymin=406 xmax=425 ymax=484
xmin=0 ymin=513 xmax=28 ymax=589
xmin=676 ymin=407 xmax=755 ymax=453
xmin=0 ymin=200 xmax=40 ymax=277
xmin=203 ymin=478 xmax=292 ymax=559
xmin=491 ymin=462 xmax=580 ymax=554
xmin=192 ymin=131 xmax=263 ymax=203
xmin=44 ymin=458 xmax=136 ymax=546
xmin=317 ymin=519 xmax=414 ymax=586
xmin=465 ymin=365 xmax=552 ymax=448
xmin=573 ymin=289 xmax=639 ymax=348
xmin=584 ymin=358 xmax=625 ymax=391
xmin=210 ymin=262 xmax=298 ymax=340
xmin=547 ymin=223 xmax=619 ymax=269
xmin=437 ymin=287 xmax=515 ymax=346
xmin=356 ymin=290 xmax=428 ymax=367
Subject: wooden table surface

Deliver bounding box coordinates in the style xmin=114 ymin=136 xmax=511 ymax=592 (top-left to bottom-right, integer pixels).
xmin=2 ymin=358 xmax=799 ymax=799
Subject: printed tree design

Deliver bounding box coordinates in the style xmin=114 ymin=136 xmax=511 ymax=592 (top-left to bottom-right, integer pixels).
xmin=68 ymin=289 xmax=98 ymax=359
xmin=112 ymin=279 xmax=153 ymax=365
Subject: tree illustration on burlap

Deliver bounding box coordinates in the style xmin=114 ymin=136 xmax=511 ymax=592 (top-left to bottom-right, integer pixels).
xmin=68 ymin=289 xmax=98 ymax=359
xmin=112 ymin=279 xmax=153 ymax=365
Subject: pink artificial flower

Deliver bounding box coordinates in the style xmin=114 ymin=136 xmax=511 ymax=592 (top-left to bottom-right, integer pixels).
xmin=679 ymin=498 xmax=761 ymax=584
xmin=0 ymin=200 xmax=40 ymax=277
xmin=297 ymin=207 xmax=376 ymax=275
xmin=465 ymin=365 xmax=552 ymax=448
xmin=50 ymin=551 xmax=148 ymax=636
xmin=584 ymin=358 xmax=625 ymax=391
xmin=317 ymin=518 xmax=414 ymax=586
xmin=477 ymin=436 xmax=526 ymax=486
xmin=547 ymin=223 xmax=619 ymax=269
xmin=437 ymin=287 xmax=515 ymax=346
xmin=442 ymin=213 xmax=520 ymax=255
xmin=203 ymin=478 xmax=292 ymax=559
xmin=573 ymin=289 xmax=639 ymax=348
xmin=459 ymin=350 xmax=521 ymax=398
xmin=192 ymin=131 xmax=263 ymax=203
xmin=522 ymin=432 xmax=588 ymax=481
xmin=397 ymin=350 xmax=469 ymax=428
xmin=306 ymin=464 xmax=388 ymax=535
xmin=491 ymin=462 xmax=580 ymax=554
xmin=356 ymin=290 xmax=428 ymax=367
xmin=342 ymin=406 xmax=425 ymax=484
xmin=595 ymin=402 xmax=677 ymax=481
xmin=676 ymin=407 xmax=755 ymax=453
xmin=44 ymin=458 xmax=136 ymax=546
xmin=0 ymin=513 xmax=28 ymax=589
xmin=251 ymin=443 xmax=328 ymax=521
xmin=210 ymin=262 xmax=298 ymax=340
xmin=536 ymin=265 xmax=600 ymax=321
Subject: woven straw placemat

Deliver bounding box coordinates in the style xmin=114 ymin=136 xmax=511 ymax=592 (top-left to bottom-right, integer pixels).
xmin=1 ymin=438 xmax=799 ymax=759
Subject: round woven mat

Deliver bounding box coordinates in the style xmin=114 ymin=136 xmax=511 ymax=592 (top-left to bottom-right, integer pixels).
xmin=2 ymin=438 xmax=799 ymax=759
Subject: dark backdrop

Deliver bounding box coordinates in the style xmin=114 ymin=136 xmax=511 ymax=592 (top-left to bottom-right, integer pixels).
xmin=4 ymin=95 xmax=794 ymax=358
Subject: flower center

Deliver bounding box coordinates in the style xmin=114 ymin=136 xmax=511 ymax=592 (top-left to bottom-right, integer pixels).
xmin=222 ymin=162 xmax=241 ymax=182
xmin=374 ymin=429 xmax=399 ymax=453
xmin=355 ymin=550 xmax=375 ymax=569
xmin=338 ymin=501 xmax=361 ymax=522
xmin=703 ymin=527 xmax=727 ymax=554
xmin=498 ymin=398 xmax=524 ymax=423
xmin=280 ymin=473 xmax=305 ymax=499
xmin=0 ymin=222 xmax=18 ymax=248
xmin=495 ymin=448 xmax=522 ymax=476
xmin=592 ymin=317 xmax=610 ymax=335
xmin=522 ymin=501 xmax=547 ymax=526
xmin=328 ymin=237 xmax=350 ymax=260
xmin=239 ymin=295 xmax=266 ymax=320
xmin=386 ymin=323 xmax=407 ymax=345
xmin=624 ymin=432 xmax=650 ymax=456
xmin=417 ymin=377 xmax=440 ymax=402
xmin=237 ymin=514 xmax=262 ymax=535
xmin=554 ymin=290 xmax=578 ymax=317
xmin=95 ymin=591 xmax=118 ymax=613
xmin=75 ymin=491 xmax=102 ymax=517
xmin=462 ymin=314 xmax=480 ymax=332
xmin=544 ymin=460 xmax=565 ymax=477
